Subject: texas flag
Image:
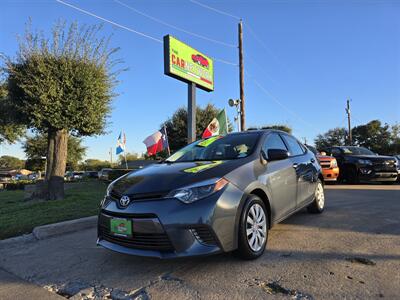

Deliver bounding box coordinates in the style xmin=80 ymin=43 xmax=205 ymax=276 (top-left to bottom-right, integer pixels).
xmin=143 ymin=127 xmax=170 ymax=156
xmin=202 ymin=109 xmax=228 ymax=138
xmin=116 ymin=131 xmax=126 ymax=155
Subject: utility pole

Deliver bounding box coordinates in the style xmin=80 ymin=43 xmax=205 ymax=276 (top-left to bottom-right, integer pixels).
xmin=346 ymin=99 xmax=352 ymax=145
xmin=238 ymin=20 xmax=245 ymax=131
xmin=109 ymin=147 xmax=113 ymax=167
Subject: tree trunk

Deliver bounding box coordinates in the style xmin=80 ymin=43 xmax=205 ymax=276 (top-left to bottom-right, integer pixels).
xmin=45 ymin=129 xmax=68 ymax=200
xmin=45 ymin=130 xmax=55 ymax=181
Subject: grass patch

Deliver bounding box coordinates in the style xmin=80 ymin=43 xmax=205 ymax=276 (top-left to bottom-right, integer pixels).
xmin=0 ymin=180 xmax=107 ymax=240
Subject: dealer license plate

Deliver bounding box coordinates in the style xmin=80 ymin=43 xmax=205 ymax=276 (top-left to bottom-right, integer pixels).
xmin=110 ymin=218 xmax=132 ymax=237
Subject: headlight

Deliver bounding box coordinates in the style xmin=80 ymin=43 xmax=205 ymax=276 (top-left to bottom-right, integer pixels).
xmin=100 ymin=183 xmax=114 ymax=208
xmin=331 ymin=160 xmax=338 ymax=168
xmin=106 ymin=183 xmax=113 ymax=197
xmin=168 ymin=178 xmax=229 ymax=204
xmin=358 ymin=159 xmax=372 ymax=165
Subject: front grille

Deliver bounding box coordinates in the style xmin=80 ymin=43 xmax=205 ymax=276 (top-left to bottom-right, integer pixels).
xmin=319 ymin=160 xmax=331 ymax=169
xmin=101 ymin=210 xmax=157 ymax=219
xmin=372 ymin=161 xmax=396 ymax=172
xmin=191 ymin=226 xmax=218 ymax=246
xmin=99 ymin=226 xmax=174 ymax=251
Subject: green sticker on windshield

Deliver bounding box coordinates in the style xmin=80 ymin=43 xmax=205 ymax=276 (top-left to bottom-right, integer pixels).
xmin=183 ymin=161 xmax=223 ymax=173
xmin=197 ymin=136 xmax=222 ymax=147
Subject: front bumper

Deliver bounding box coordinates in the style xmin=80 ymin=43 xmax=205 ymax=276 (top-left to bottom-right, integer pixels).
xmin=322 ymin=167 xmax=339 ymax=181
xmin=358 ymin=168 xmax=398 ymax=182
xmin=97 ymin=183 xmax=245 ymax=258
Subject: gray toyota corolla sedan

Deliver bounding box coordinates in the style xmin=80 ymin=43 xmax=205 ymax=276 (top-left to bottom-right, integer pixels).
xmin=97 ymin=130 xmax=325 ymax=259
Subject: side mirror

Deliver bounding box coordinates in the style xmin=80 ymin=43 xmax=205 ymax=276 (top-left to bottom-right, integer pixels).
xmin=260 ymin=150 xmax=268 ymax=165
xmin=267 ymin=149 xmax=289 ymax=161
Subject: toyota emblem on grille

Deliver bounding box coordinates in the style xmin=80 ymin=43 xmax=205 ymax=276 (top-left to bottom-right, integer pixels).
xmin=119 ymin=195 xmax=130 ymax=207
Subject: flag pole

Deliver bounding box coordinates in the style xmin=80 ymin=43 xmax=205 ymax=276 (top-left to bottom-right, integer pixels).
xmin=224 ymin=108 xmax=229 ymax=134
xmin=164 ymin=124 xmax=171 ymax=156
xmin=124 ymin=151 xmax=128 ymax=169
xmin=123 ymin=131 xmax=128 ymax=169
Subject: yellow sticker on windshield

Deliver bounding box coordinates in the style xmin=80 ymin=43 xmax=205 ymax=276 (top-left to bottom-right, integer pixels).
xmin=197 ymin=136 xmax=222 ymax=147
xmin=183 ymin=161 xmax=223 ymax=173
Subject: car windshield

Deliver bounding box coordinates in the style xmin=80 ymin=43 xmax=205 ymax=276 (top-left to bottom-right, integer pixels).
xmin=165 ymin=133 xmax=260 ymax=162
xmin=341 ymin=146 xmax=375 ymax=155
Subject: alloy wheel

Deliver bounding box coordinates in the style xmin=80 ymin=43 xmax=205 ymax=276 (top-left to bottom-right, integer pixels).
xmin=246 ymin=203 xmax=267 ymax=252
xmin=316 ymin=182 xmax=325 ymax=209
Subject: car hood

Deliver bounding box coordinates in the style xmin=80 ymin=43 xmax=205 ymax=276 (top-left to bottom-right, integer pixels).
xmin=110 ymin=159 xmax=245 ymax=196
xmin=317 ymin=155 xmax=335 ymax=161
xmin=346 ymin=155 xmax=395 ymax=161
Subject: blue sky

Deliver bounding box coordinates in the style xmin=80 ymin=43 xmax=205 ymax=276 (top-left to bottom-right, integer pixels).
xmin=1 ymin=0 xmax=399 ymax=160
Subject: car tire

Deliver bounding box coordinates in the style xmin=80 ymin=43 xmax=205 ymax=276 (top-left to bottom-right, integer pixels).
xmin=307 ymin=179 xmax=325 ymax=214
xmin=236 ymin=195 xmax=268 ymax=260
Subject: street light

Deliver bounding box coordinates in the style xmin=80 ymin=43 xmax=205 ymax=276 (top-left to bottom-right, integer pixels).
xmin=228 ymin=98 xmax=242 ymax=132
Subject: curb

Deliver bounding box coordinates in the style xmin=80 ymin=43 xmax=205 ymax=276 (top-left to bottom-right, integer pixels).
xmin=33 ymin=215 xmax=98 ymax=240
xmin=0 ymin=215 xmax=97 ymax=248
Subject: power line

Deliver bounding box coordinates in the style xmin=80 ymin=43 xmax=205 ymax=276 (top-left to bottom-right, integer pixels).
xmin=188 ymin=0 xmax=241 ymax=20
xmin=245 ymin=70 xmax=314 ymax=128
xmin=243 ymin=22 xmax=293 ymax=75
xmin=214 ymin=57 xmax=238 ymax=66
xmin=56 ymin=0 xmax=162 ymax=43
xmin=56 ymin=0 xmax=237 ymax=66
xmin=246 ymin=53 xmax=279 ymax=86
xmin=114 ymin=0 xmax=236 ymax=48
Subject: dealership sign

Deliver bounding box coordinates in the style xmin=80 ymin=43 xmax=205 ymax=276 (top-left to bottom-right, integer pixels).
xmin=164 ymin=35 xmax=214 ymax=92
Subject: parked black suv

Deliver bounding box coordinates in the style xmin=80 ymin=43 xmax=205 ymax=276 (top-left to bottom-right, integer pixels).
xmin=323 ymin=146 xmax=398 ymax=184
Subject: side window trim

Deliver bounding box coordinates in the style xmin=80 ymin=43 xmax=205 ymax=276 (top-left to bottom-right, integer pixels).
xmin=279 ymin=133 xmax=306 ymax=157
xmin=262 ymin=133 xmax=288 ymax=153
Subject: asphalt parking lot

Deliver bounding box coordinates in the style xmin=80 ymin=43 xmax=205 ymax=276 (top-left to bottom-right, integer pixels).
xmin=0 ymin=184 xmax=399 ymax=300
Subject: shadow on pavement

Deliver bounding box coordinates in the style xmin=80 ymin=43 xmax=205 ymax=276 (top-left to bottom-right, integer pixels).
xmin=281 ymin=188 xmax=400 ymax=235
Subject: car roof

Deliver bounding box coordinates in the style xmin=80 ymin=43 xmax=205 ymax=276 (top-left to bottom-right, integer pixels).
xmin=331 ymin=146 xmax=365 ymax=149
xmin=228 ymin=129 xmax=290 ymax=136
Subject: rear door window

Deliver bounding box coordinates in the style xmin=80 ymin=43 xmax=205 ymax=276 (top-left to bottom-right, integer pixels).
xmin=281 ymin=135 xmax=304 ymax=156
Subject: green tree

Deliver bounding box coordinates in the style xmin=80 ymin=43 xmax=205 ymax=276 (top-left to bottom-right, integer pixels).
xmin=25 ymin=158 xmax=45 ymax=172
xmin=23 ymin=134 xmax=87 ymax=171
xmin=389 ymin=123 xmax=400 ymax=154
xmin=314 ymin=127 xmax=348 ymax=151
xmin=118 ymin=152 xmax=140 ymax=163
xmin=0 ymin=155 xmax=25 ymax=170
xmin=352 ymin=120 xmax=391 ymax=154
xmin=164 ymin=103 xmax=232 ymax=153
xmin=0 ymin=82 xmax=25 ymax=144
xmin=261 ymin=124 xmax=292 ymax=134
xmin=80 ymin=159 xmax=111 ymax=171
xmin=3 ymin=21 xmax=122 ymax=199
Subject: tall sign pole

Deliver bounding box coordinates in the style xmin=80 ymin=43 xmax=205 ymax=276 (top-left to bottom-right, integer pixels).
xmin=346 ymin=99 xmax=352 ymax=145
xmin=188 ymin=82 xmax=196 ymax=143
xmin=238 ymin=20 xmax=245 ymax=131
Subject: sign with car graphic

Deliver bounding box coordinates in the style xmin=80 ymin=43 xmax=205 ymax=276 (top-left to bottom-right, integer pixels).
xmin=164 ymin=35 xmax=214 ymax=92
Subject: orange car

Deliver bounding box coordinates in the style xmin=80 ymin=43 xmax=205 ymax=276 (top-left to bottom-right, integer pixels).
xmin=306 ymin=145 xmax=339 ymax=182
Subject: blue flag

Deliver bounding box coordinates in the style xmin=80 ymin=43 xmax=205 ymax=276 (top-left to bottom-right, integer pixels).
xmin=116 ymin=132 xmax=126 ymax=155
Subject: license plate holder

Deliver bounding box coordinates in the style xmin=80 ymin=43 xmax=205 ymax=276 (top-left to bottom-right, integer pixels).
xmin=110 ymin=218 xmax=132 ymax=237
